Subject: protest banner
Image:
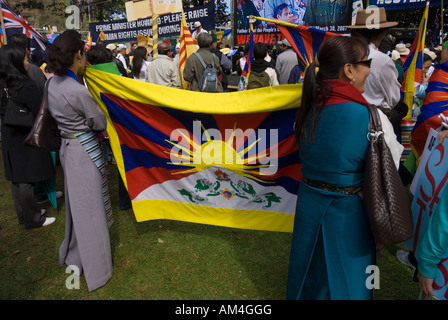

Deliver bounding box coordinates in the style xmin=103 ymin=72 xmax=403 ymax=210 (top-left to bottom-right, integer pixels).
xmin=235 ymin=0 xmax=353 ymax=45
xmin=369 ymin=0 xmax=440 ymax=10
xmin=84 ymin=64 xmax=302 ymax=233
xmin=89 ymin=3 xmax=214 ymax=43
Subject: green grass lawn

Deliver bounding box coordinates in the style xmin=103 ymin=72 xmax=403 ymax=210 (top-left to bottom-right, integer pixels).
xmin=0 ymin=149 xmax=421 ymax=300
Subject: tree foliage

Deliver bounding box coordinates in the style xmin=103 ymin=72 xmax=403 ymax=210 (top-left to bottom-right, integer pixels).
xmin=215 ymin=0 xmax=230 ymax=27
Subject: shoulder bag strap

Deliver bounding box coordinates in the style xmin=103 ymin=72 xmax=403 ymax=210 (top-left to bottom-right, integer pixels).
xmin=41 ymin=77 xmax=52 ymax=108
xmin=366 ymin=104 xmax=383 ymax=132
xmin=194 ymin=52 xmax=207 ymax=69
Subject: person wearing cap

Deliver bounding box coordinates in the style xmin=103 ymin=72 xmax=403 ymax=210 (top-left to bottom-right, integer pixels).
xmin=116 ymin=44 xmax=128 ymax=70
xmin=145 ymin=41 xmax=181 ymax=88
xmin=209 ymin=33 xmax=232 ymax=91
xmin=275 ymin=38 xmax=299 ymax=85
xmin=192 ymin=21 xmax=207 ymax=41
xmin=348 ymin=8 xmax=402 ymax=118
xmin=395 ymin=43 xmax=409 ymax=64
xmin=106 ymin=43 xmax=128 ymax=76
xmin=391 ymin=49 xmax=404 ymax=83
xmin=303 ymin=0 xmax=351 ymax=27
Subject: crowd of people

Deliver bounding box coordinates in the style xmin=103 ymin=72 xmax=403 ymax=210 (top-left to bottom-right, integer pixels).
xmin=81 ymin=27 xmax=297 ymax=92
xmin=1 ymin=7 xmax=448 ymax=298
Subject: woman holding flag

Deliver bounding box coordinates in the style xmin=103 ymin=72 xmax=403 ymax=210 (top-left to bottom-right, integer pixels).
xmin=287 ymin=36 xmax=376 ymax=300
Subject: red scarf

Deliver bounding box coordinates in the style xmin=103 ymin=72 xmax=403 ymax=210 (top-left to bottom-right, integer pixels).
xmin=320 ymin=79 xmax=370 ymax=107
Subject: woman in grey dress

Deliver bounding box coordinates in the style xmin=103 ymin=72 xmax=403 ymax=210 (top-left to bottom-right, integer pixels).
xmin=47 ymin=30 xmax=113 ymax=292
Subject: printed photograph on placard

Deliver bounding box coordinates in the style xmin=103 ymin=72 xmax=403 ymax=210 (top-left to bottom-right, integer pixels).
xmin=235 ymin=0 xmax=353 ymax=44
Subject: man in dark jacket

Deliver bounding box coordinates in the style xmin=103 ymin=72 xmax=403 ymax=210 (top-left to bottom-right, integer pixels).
xmin=183 ymin=33 xmax=223 ymax=92
xmin=106 ymin=43 xmax=128 ymax=77
xmin=209 ymin=34 xmax=232 ymax=91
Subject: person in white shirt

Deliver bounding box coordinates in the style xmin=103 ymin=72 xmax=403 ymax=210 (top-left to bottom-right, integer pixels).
xmin=192 ymin=21 xmax=207 ymax=41
xmin=275 ymin=38 xmax=298 ymax=85
xmin=346 ymin=8 xmax=404 ymax=159
xmin=346 ymin=8 xmax=400 ymax=113
xmin=145 ymin=42 xmax=181 ymax=88
xmin=116 ymin=44 xmax=128 ymax=70
xmin=131 ymin=46 xmax=151 ymax=81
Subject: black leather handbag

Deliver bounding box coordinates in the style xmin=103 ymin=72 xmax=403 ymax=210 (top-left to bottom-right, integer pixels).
xmin=24 ymin=78 xmax=61 ymax=151
xmin=363 ymin=105 xmax=414 ymax=247
xmin=3 ymin=88 xmax=34 ymax=128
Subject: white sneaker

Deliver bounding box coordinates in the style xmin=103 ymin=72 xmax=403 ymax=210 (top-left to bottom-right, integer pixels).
xmin=396 ymin=249 xmax=416 ymax=270
xmin=42 ymin=217 xmax=56 ymax=227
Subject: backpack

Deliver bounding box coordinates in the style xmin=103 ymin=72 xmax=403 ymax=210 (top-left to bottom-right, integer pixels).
xmin=194 ymin=52 xmax=217 ymax=92
xmin=247 ymin=71 xmax=270 ymax=90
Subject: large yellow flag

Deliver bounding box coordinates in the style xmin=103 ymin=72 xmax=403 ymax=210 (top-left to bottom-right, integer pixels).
xmin=179 ymin=9 xmax=197 ymax=89
xmin=84 ymin=63 xmax=302 ymax=233
xmin=401 ymin=1 xmax=429 ymax=119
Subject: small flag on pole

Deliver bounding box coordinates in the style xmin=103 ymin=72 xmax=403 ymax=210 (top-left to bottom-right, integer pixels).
xmin=99 ymin=30 xmax=107 ymax=41
xmin=179 ymin=9 xmax=197 ymax=89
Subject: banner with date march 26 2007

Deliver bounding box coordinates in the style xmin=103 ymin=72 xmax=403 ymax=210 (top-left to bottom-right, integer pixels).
xmin=88 ymin=3 xmax=214 ymax=43
xmin=84 ymin=64 xmax=302 ymax=233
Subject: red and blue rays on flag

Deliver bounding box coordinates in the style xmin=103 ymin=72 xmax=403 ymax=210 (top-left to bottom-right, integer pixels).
xmin=99 ymin=92 xmax=301 ymax=201
xmin=0 ymin=0 xmax=46 ymax=60
xmin=411 ymin=61 xmax=448 ymax=158
xmin=276 ymin=24 xmax=339 ymax=73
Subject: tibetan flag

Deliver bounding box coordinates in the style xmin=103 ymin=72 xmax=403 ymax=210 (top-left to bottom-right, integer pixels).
xmin=84 ymin=65 xmax=302 ymax=233
xmin=411 ymin=61 xmax=448 ymax=158
xmin=179 ymin=9 xmax=197 ymax=89
xmin=253 ymin=16 xmax=339 ymax=73
xmin=1 ymin=0 xmax=47 ymax=62
xmin=238 ymin=22 xmax=253 ymax=91
xmin=99 ymin=30 xmax=107 ymax=41
xmin=401 ymin=1 xmax=429 ymax=120
xmin=219 ymin=29 xmax=232 ymax=42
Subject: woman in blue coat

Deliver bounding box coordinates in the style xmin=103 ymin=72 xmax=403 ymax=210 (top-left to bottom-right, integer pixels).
xmin=287 ymin=36 xmax=376 ymax=300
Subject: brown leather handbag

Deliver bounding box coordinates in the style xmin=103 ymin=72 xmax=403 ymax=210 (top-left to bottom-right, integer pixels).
xmin=24 ymin=78 xmax=61 ymax=151
xmin=363 ymin=105 xmax=413 ymax=247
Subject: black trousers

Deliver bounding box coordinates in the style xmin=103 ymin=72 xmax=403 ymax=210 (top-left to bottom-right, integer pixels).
xmin=118 ymin=172 xmax=131 ymax=210
xmin=11 ymin=182 xmax=45 ymax=229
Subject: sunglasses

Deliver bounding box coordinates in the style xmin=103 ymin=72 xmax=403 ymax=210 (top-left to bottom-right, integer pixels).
xmin=352 ymin=58 xmax=372 ymax=68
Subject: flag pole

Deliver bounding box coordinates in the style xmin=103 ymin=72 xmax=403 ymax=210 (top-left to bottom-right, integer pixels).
xmin=152 ymin=14 xmax=158 ymax=59
xmin=0 ymin=1 xmax=7 ymax=45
